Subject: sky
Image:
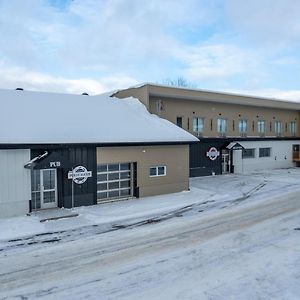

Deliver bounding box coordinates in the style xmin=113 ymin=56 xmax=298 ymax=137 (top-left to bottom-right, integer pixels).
xmin=0 ymin=0 xmax=300 ymax=100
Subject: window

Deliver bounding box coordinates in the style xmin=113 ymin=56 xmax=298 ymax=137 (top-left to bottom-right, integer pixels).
xmin=242 ymin=148 xmax=255 ymax=158
xmin=259 ymin=147 xmax=271 ymax=157
xmin=290 ymin=121 xmax=297 ymax=136
xmin=176 ymin=117 xmax=183 ymax=128
xmin=275 ymin=121 xmax=282 ymax=135
xmin=156 ymin=99 xmax=163 ymax=114
xmin=217 ymin=118 xmax=228 ymax=134
xmin=149 ymin=166 xmax=166 ymax=177
xmin=258 ymin=120 xmax=265 ymax=134
xmin=239 ymin=119 xmax=247 ymax=134
xmin=193 ymin=117 xmax=204 ymax=133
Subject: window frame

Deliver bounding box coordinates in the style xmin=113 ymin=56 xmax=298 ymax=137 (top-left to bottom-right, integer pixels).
xmin=239 ymin=119 xmax=248 ymax=134
xmin=259 ymin=147 xmax=271 ymax=158
xmin=176 ymin=117 xmax=183 ymax=128
xmin=217 ymin=118 xmax=228 ymax=134
xmin=242 ymin=148 xmax=256 ymax=159
xmin=149 ymin=165 xmax=167 ymax=177
xmin=290 ymin=121 xmax=297 ymax=136
xmin=193 ymin=117 xmax=204 ymax=133
xmin=274 ymin=121 xmax=283 ymax=135
xmin=257 ymin=120 xmax=266 ymax=134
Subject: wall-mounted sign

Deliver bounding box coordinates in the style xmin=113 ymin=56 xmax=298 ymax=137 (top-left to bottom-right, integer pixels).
xmin=68 ymin=166 xmax=92 ymax=184
xmin=206 ymin=147 xmax=220 ymax=161
xmin=50 ymin=161 xmax=61 ymax=168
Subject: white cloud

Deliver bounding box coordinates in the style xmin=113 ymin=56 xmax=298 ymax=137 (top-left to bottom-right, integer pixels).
xmin=224 ymin=88 xmax=300 ymax=102
xmin=272 ymin=56 xmax=299 ymax=66
xmin=0 ymin=61 xmax=138 ymax=94
xmin=175 ymin=43 xmax=261 ymax=80
xmin=0 ymin=0 xmax=299 ymax=95
xmin=0 ymin=0 xmax=216 ymax=72
xmin=226 ymin=0 xmax=300 ymax=48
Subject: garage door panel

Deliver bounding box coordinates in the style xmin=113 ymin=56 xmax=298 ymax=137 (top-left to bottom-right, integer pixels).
xmin=97 ymin=162 xmax=133 ymax=202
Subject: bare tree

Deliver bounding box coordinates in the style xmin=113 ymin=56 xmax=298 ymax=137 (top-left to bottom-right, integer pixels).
xmin=161 ymin=77 xmax=197 ymax=88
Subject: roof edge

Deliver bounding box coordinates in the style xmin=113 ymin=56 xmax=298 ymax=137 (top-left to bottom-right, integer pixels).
xmin=120 ymin=82 xmax=300 ymax=107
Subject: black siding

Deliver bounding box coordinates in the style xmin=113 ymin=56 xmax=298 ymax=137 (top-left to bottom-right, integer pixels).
xmin=190 ymin=140 xmax=228 ymax=177
xmin=31 ymin=146 xmax=97 ymax=208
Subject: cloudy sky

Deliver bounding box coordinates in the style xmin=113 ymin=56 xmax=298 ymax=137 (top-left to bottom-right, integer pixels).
xmin=0 ymin=0 xmax=300 ymax=100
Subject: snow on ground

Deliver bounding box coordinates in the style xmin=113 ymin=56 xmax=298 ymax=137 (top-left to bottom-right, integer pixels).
xmin=1 ymin=167 xmax=300 ymax=243
xmin=0 ymin=175 xmax=300 ymax=299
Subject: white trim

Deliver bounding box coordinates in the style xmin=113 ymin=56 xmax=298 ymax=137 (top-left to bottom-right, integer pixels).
xmin=40 ymin=169 xmax=57 ymax=209
xmin=149 ymin=165 xmax=167 ymax=177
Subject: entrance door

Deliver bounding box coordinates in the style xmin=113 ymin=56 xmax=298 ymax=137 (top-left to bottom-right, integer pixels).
xmin=222 ymin=151 xmax=230 ymax=174
xmin=31 ymin=169 xmax=57 ymax=209
xmin=41 ymin=169 xmax=57 ymax=209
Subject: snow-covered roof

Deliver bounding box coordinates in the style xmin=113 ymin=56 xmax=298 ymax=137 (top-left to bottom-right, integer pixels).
xmin=0 ymin=89 xmax=198 ymax=145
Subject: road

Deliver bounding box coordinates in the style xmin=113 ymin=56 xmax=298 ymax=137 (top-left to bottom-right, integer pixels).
xmin=1 ymin=190 xmax=300 ymax=299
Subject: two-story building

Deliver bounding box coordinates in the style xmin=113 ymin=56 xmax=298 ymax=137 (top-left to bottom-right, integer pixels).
xmin=114 ymin=84 xmax=300 ymax=176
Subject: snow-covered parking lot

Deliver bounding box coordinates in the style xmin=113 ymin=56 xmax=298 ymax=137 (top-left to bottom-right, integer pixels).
xmin=1 ymin=168 xmax=300 ymax=299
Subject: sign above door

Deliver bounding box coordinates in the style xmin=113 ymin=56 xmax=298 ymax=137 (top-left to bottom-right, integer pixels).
xmin=24 ymin=151 xmax=71 ymax=169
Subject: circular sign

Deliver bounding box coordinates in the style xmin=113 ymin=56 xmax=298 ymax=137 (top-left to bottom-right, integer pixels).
xmin=206 ymin=147 xmax=220 ymax=161
xmin=68 ymin=166 xmax=92 ymax=184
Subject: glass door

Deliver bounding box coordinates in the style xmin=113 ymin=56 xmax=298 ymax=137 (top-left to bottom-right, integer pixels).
xmin=222 ymin=151 xmax=230 ymax=174
xmin=31 ymin=170 xmax=41 ymax=210
xmin=41 ymin=169 xmax=57 ymax=209
xmin=31 ymin=169 xmax=57 ymax=210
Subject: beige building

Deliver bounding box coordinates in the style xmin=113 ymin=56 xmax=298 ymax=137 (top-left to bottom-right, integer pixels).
xmin=97 ymin=145 xmax=189 ymax=199
xmin=114 ymin=84 xmax=300 ymax=139
xmin=114 ymin=84 xmax=300 ymax=176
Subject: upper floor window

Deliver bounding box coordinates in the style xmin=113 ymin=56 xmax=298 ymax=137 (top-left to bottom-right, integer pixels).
xmin=239 ymin=119 xmax=247 ymax=134
xmin=176 ymin=117 xmax=183 ymax=128
xmin=193 ymin=117 xmax=204 ymax=133
xmin=155 ymin=99 xmax=164 ymax=114
xmin=290 ymin=121 xmax=297 ymax=136
xmin=217 ymin=118 xmax=228 ymax=134
xmin=258 ymin=120 xmax=265 ymax=134
xmin=275 ymin=121 xmax=282 ymax=135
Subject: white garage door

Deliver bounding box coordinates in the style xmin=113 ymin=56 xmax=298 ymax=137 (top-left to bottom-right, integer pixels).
xmin=97 ymin=163 xmax=133 ymax=202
